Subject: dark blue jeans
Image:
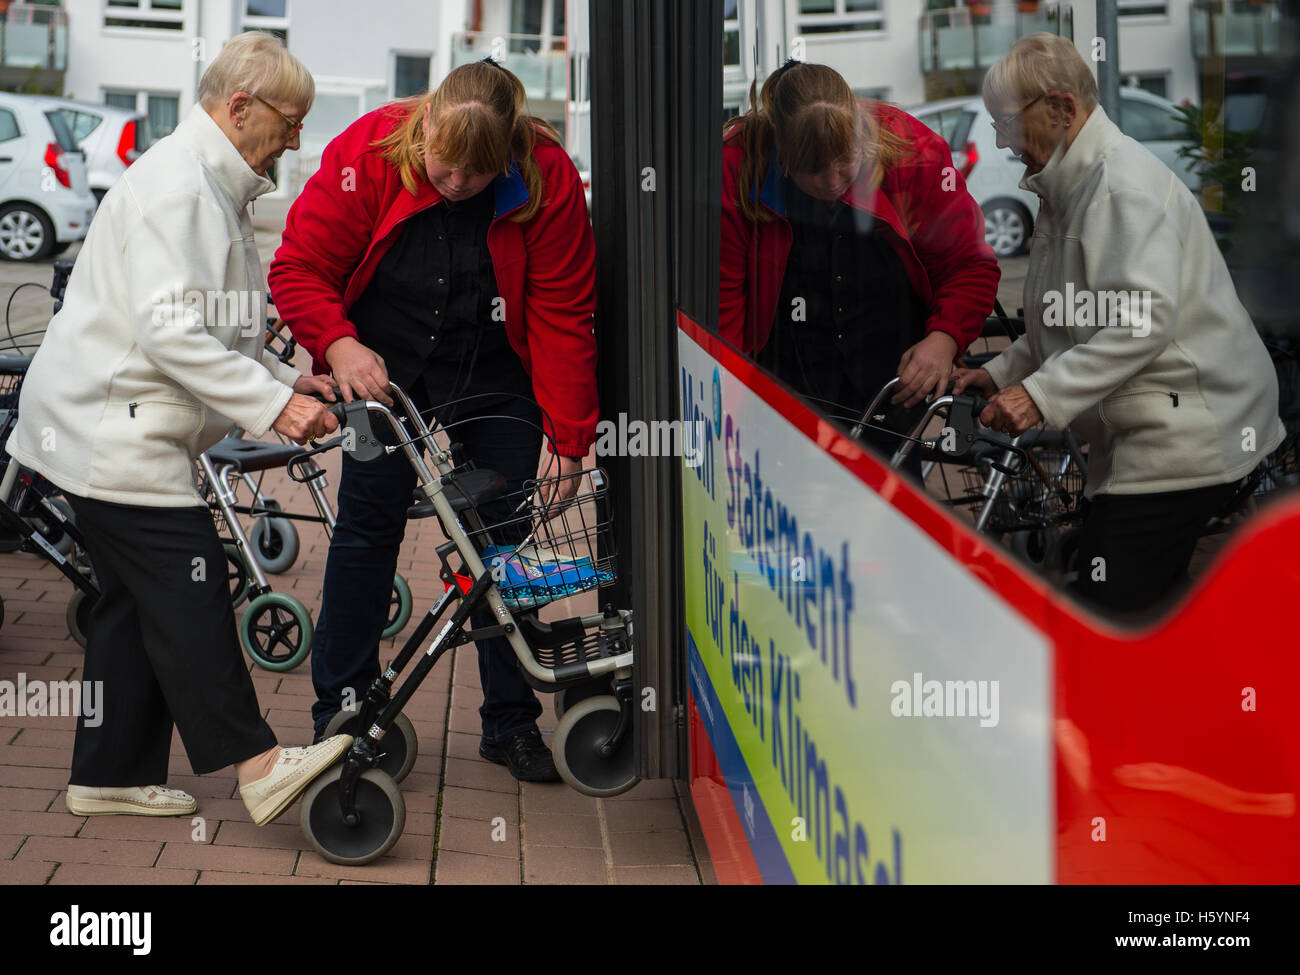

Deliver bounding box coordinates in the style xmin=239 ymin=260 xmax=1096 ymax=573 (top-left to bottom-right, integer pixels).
xmin=310 ymin=392 xmax=545 ymax=745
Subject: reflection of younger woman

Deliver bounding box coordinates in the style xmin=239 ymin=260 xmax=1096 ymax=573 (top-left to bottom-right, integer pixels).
xmin=720 ymin=61 xmax=999 ymax=449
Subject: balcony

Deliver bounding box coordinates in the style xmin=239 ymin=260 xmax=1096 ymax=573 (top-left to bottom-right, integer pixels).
xmin=1191 ymin=0 xmax=1296 ymax=60
xmin=919 ymin=2 xmax=1073 ymax=74
xmin=450 ymin=31 xmax=567 ymax=104
xmin=0 ymin=3 xmax=67 ymax=92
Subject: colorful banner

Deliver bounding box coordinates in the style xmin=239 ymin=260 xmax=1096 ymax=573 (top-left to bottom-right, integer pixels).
xmin=679 ymin=320 xmax=1053 ymax=884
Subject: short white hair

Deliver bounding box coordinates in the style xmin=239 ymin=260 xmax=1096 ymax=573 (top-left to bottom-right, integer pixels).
xmin=198 ymin=31 xmax=313 ymax=112
xmin=983 ymin=32 xmax=1098 ymax=111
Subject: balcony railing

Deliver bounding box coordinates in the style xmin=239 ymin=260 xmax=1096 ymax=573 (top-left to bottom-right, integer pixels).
xmin=0 ymin=3 xmax=67 ymax=71
xmin=450 ymin=31 xmax=566 ymax=102
xmin=1191 ymin=0 xmax=1295 ymax=59
xmin=919 ymin=2 xmax=1072 ymax=74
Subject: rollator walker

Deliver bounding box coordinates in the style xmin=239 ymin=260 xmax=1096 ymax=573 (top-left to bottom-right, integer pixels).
xmin=291 ymin=382 xmax=637 ymax=865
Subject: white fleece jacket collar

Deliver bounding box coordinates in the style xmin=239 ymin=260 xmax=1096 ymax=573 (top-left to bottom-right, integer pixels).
xmin=173 ymin=106 xmax=276 ymax=208
xmin=1021 ymin=104 xmax=1123 ymax=204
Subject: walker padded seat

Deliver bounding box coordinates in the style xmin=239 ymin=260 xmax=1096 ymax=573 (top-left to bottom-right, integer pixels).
xmin=206 ymin=437 xmax=305 ymax=474
xmin=408 ymin=468 xmax=507 ymax=519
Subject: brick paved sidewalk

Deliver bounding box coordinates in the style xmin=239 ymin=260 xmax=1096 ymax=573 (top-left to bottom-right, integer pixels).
xmin=0 ymin=395 xmax=712 ymax=887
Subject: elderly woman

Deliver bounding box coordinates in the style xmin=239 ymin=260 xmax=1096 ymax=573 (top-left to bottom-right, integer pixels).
xmin=4 ymin=32 xmax=350 ymax=824
xmin=952 ymin=33 xmax=1286 ymax=616
xmin=269 ymin=59 xmax=596 ymax=781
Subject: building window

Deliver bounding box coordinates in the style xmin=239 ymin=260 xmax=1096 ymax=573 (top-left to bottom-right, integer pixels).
xmin=394 ymin=54 xmax=431 ymax=98
xmin=103 ymin=90 xmax=179 ymax=144
xmin=1125 ymin=74 xmax=1168 ymax=99
xmin=148 ymin=94 xmax=179 ymax=140
xmin=245 ymin=0 xmax=289 ymax=46
xmin=1117 ymin=1 xmax=1167 ymax=15
xmin=104 ymin=0 xmax=185 ymax=31
xmin=796 ymin=0 xmax=884 ymax=34
xmin=104 ymin=91 xmax=137 ymax=111
xmin=723 ymin=0 xmax=741 ymax=69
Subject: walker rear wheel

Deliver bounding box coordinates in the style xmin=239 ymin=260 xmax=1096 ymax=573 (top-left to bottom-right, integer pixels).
xmin=249 ymin=514 xmax=299 ymax=575
xmin=66 ymin=587 xmax=94 ymax=649
xmin=381 ymin=573 xmax=413 ymax=639
xmin=300 ymin=766 xmax=405 ymax=866
xmin=224 ymin=543 xmax=250 ymax=606
xmin=553 ymin=695 xmax=638 ymax=797
xmin=323 ymin=709 xmax=418 ymax=784
xmin=553 ymin=677 xmax=612 ymax=721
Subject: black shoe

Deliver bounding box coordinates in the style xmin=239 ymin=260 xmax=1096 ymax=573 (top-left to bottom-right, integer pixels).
xmin=479 ymin=729 xmax=561 ymax=783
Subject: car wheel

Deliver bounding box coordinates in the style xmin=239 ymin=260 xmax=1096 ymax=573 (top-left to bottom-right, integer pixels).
xmin=0 ymin=203 xmax=56 ymax=262
xmin=982 ymin=199 xmax=1032 ymax=258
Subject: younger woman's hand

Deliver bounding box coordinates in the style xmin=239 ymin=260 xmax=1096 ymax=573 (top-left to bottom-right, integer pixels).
xmin=892 ymin=332 xmax=959 ymax=407
xmin=537 ymin=452 xmax=585 ymax=517
xmin=324 ymin=336 xmax=392 ymax=405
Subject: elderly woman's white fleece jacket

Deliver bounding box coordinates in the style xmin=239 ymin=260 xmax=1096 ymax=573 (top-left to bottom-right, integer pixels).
xmin=984 ymin=106 xmax=1284 ymax=498
xmin=5 ymin=107 xmax=299 ymax=506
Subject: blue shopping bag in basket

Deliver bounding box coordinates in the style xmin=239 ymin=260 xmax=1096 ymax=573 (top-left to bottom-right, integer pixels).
xmin=480 ymin=543 xmax=614 ymax=610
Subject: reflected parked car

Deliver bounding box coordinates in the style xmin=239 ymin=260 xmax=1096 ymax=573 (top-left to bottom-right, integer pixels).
xmin=0 ymin=93 xmax=96 ymax=262
xmin=911 ymin=88 xmax=1199 ymax=257
xmin=55 ymin=100 xmax=150 ymax=203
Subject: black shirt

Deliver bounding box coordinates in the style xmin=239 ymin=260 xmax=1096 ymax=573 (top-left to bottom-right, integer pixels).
xmin=348 ymin=184 xmax=532 ymax=426
xmin=761 ymin=180 xmax=928 ymax=430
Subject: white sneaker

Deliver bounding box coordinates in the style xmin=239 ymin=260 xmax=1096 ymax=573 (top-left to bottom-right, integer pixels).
xmin=66 ymin=784 xmax=197 ymax=817
xmin=239 ymin=735 xmax=352 ymax=827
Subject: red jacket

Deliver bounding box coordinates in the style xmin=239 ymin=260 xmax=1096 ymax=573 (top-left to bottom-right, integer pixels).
xmin=720 ymin=101 xmax=1000 ymax=357
xmin=268 ymin=105 xmax=597 ymax=457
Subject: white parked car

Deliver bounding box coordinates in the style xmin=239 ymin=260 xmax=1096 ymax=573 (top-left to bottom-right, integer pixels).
xmin=910 ymin=88 xmax=1199 ymax=258
xmin=55 ymin=100 xmax=150 ymax=203
xmin=0 ymin=93 xmax=96 ymax=262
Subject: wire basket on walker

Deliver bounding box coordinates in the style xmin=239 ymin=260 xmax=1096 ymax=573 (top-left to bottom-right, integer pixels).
xmin=289 ymin=382 xmax=637 ymax=866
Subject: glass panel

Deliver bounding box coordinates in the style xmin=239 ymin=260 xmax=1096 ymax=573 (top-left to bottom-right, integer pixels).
xmin=62 ymin=109 xmax=104 ymax=142
xmin=105 ymin=92 xmax=139 ymax=111
xmin=0 ymin=110 xmax=19 ymax=143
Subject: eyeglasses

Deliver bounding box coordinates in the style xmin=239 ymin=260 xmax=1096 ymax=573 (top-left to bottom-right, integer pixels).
xmin=991 ymin=94 xmax=1044 ymax=134
xmin=252 ymin=93 xmax=303 ymax=137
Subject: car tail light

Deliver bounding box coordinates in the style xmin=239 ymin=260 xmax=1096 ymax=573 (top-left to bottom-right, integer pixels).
xmin=43 ymin=142 xmax=71 ymax=188
xmin=956 ymin=140 xmax=978 ymax=180
xmin=116 ymin=120 xmax=140 ymax=167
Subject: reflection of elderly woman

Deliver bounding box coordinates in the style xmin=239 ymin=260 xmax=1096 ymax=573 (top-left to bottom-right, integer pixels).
xmin=4 ymin=33 xmax=350 ymax=824
xmin=953 ymin=33 xmax=1285 ymax=615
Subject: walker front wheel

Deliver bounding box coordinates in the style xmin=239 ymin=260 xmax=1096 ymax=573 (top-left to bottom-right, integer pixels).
xmin=553 ymin=695 xmax=638 ymax=798
xmin=239 ymin=592 xmax=313 ymax=671
xmin=323 ymin=709 xmax=418 ymax=784
xmin=300 ymin=766 xmax=405 ymax=866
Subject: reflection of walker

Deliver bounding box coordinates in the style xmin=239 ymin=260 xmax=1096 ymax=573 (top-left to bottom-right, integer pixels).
xmin=290 ymin=382 xmax=637 ymax=865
